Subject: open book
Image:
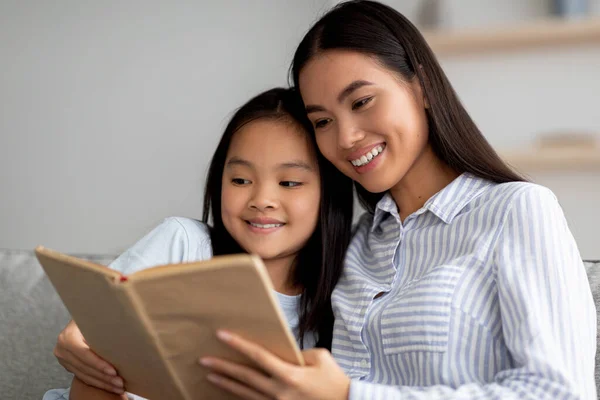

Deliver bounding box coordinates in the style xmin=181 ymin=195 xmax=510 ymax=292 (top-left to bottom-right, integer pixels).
xmin=35 ymin=246 xmax=304 ymax=400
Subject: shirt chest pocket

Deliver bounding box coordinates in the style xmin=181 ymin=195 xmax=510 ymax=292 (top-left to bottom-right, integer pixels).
xmin=380 ymin=266 xmax=462 ymax=355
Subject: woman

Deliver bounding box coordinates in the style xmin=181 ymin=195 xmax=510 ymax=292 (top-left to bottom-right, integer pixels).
xmin=201 ymin=1 xmax=596 ymax=399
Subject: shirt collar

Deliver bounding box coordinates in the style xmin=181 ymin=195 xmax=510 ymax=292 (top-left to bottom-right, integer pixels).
xmin=371 ymin=192 xmax=399 ymax=231
xmin=423 ymin=173 xmax=493 ymax=224
xmin=370 ymin=173 xmax=493 ymax=231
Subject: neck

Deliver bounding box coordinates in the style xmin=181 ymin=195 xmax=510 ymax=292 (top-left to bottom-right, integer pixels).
xmin=389 ymin=144 xmax=459 ymax=222
xmin=263 ymin=255 xmax=301 ymax=296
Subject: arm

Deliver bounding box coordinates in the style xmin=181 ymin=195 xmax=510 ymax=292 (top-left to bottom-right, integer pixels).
xmin=348 ymin=186 xmax=596 ymax=399
xmin=202 ymin=186 xmax=596 ymax=400
xmin=70 ymin=377 xmax=128 ymax=400
xmin=54 ymin=320 xmax=125 ymax=393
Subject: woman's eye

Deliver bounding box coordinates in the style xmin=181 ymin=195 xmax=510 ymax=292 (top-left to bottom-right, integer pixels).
xmin=231 ymin=178 xmax=250 ymax=185
xmin=314 ymin=118 xmax=331 ymax=129
xmin=352 ymin=96 xmax=373 ymax=110
xmin=280 ymin=181 xmax=302 ymax=188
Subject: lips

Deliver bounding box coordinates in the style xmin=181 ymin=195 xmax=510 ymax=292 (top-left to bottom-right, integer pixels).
xmin=245 ymin=217 xmax=286 ymax=230
xmin=346 ymin=142 xmax=386 ymax=162
xmin=246 ymin=217 xmax=284 ymax=225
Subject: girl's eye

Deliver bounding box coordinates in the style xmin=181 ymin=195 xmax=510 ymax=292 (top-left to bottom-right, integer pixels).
xmin=314 ymin=118 xmax=331 ymax=129
xmin=352 ymin=96 xmax=373 ymax=110
xmin=280 ymin=181 xmax=302 ymax=188
xmin=231 ymin=178 xmax=250 ymax=185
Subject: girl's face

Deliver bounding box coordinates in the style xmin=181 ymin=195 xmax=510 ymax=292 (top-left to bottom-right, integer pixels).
xmin=221 ymin=119 xmax=321 ymax=264
xmin=298 ymin=50 xmax=430 ymax=194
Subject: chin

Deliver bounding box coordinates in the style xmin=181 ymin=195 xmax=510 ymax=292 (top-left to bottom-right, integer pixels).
xmin=356 ymin=179 xmax=393 ymax=194
xmin=252 ymin=248 xmax=282 ymax=260
xmin=258 ymin=254 xmax=289 ymax=264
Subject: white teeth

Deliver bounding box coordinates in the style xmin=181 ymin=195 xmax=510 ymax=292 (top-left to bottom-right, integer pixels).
xmin=249 ymin=222 xmax=282 ymax=229
xmin=351 ymin=145 xmax=385 ymax=167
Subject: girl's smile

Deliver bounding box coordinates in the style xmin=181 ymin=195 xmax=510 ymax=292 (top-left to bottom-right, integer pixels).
xmin=245 ymin=217 xmax=286 ymax=234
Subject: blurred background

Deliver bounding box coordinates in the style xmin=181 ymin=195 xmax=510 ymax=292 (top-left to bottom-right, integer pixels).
xmin=1 ymin=0 xmax=599 ymax=258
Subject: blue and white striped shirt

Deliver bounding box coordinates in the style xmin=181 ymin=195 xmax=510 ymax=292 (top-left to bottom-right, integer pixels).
xmin=333 ymin=173 xmax=596 ymax=399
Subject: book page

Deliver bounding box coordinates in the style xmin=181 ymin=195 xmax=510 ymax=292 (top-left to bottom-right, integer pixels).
xmin=129 ymin=255 xmax=303 ymax=400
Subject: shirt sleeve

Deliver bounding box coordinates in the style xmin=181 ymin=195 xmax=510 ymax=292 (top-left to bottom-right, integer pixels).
xmin=348 ymin=185 xmax=597 ymax=400
xmin=109 ymin=217 xmax=212 ymax=275
xmin=42 ymin=388 xmax=70 ymax=400
xmin=42 ymin=387 xmax=147 ymax=400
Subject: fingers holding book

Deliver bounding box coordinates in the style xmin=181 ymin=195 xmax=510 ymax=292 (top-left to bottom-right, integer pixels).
xmin=201 ymin=330 xmax=350 ymax=400
xmin=54 ymin=320 xmax=125 ymax=394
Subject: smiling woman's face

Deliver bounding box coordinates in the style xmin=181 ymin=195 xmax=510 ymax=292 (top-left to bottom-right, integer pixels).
xmin=299 ymin=50 xmax=430 ymax=194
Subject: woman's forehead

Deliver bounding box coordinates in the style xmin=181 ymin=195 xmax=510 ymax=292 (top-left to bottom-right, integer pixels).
xmin=299 ymin=51 xmax=393 ymax=99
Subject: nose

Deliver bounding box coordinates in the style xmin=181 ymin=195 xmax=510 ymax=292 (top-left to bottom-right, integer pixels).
xmin=337 ymin=118 xmax=365 ymax=150
xmin=248 ymin=183 xmax=278 ymax=211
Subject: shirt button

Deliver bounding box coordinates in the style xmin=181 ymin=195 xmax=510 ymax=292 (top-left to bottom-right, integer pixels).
xmin=360 ymin=359 xmax=368 ymax=368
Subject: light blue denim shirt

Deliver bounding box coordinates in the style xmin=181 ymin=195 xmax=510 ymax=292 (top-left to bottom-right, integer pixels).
xmin=335 ymin=173 xmax=596 ymax=399
xmin=43 ymin=217 xmax=314 ymax=400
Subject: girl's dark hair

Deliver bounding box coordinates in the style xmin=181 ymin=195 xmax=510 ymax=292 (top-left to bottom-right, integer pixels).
xmin=202 ymin=87 xmax=353 ymax=349
xmin=291 ymin=0 xmax=525 ymax=213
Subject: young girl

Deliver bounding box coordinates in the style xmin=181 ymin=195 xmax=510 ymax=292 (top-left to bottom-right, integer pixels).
xmin=200 ymin=1 xmax=597 ymax=399
xmin=43 ymin=87 xmax=354 ymax=399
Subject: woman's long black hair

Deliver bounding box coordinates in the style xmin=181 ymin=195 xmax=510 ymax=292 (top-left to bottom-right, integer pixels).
xmin=202 ymin=87 xmax=353 ymax=349
xmin=291 ymin=0 xmax=525 ymax=213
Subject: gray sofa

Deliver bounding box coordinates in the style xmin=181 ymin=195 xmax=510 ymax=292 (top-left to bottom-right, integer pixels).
xmin=1 ymin=249 xmax=599 ymax=399
xmin=1 ymin=250 xmax=116 ymax=399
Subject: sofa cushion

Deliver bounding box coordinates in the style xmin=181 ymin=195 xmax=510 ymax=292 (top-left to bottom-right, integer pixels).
xmin=584 ymin=260 xmax=600 ymax=394
xmin=0 ymin=250 xmax=115 ymax=400
xmin=1 ymin=251 xmax=598 ymax=399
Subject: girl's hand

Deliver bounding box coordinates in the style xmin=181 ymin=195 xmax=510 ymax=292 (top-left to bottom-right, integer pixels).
xmin=70 ymin=377 xmax=128 ymax=400
xmin=200 ymin=330 xmax=350 ymax=400
xmin=54 ymin=320 xmax=125 ymax=395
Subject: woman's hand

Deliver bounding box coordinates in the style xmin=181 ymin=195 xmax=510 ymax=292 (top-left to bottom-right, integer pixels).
xmin=200 ymin=330 xmax=350 ymax=400
xmin=54 ymin=320 xmax=125 ymax=394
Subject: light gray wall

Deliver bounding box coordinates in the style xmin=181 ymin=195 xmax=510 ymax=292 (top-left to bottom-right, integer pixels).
xmin=339 ymin=0 xmax=600 ymax=259
xmin=0 ymin=0 xmax=329 ymax=254
xmin=2 ymin=0 xmax=599 ymax=259
xmin=441 ymin=42 xmax=600 ymax=259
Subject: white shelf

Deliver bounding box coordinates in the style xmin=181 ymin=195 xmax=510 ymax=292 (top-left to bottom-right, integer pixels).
xmin=501 ymin=147 xmax=600 ymax=171
xmin=424 ymin=17 xmax=600 ymax=56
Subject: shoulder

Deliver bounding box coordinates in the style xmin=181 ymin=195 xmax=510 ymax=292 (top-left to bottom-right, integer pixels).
xmin=151 ymin=217 xmax=213 ymax=262
xmin=490 ymin=181 xmax=554 ymax=200
xmin=475 ymin=181 xmax=559 ymax=216
xmin=489 ymin=183 xmax=573 ymax=253
xmin=161 ymin=216 xmax=212 ymax=242
xmin=139 ymin=217 xmax=212 ymax=253
xmin=491 ymin=182 xmax=559 ymax=216
xmin=109 ymin=217 xmax=213 ymax=274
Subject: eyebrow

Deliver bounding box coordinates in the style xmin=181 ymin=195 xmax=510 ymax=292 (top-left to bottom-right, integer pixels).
xmin=226 ymin=157 xmax=314 ymax=172
xmin=278 ymin=161 xmax=314 ymax=172
xmin=305 ymin=80 xmax=374 ymax=114
xmin=226 ymin=157 xmax=252 ymax=168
